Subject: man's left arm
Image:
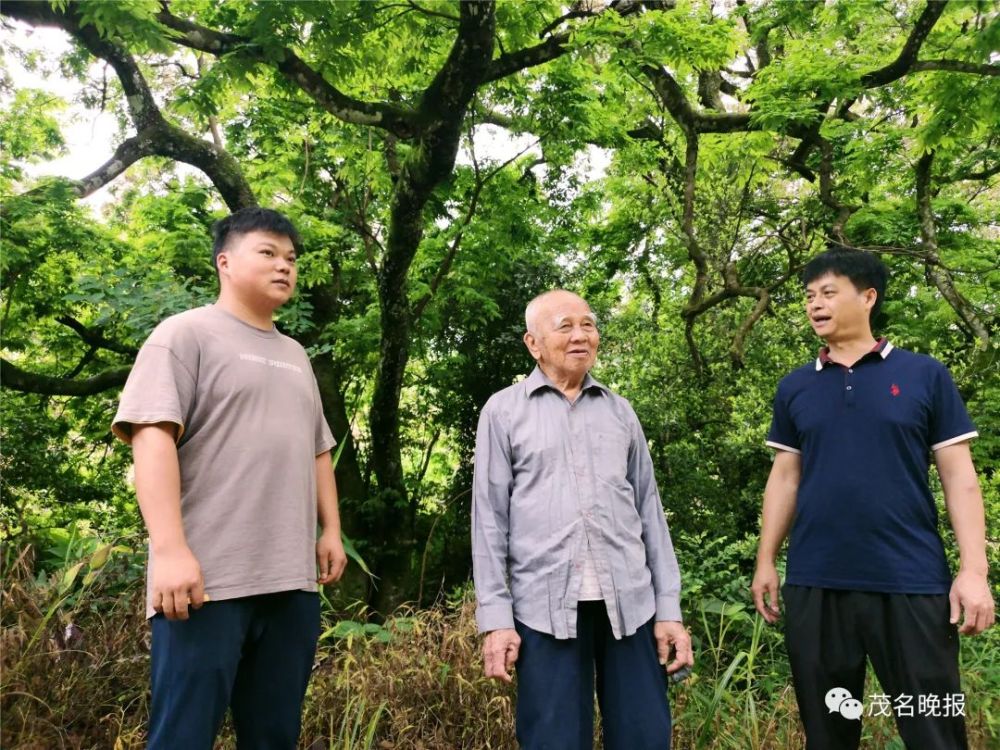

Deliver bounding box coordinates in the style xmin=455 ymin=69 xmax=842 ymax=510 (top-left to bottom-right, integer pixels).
xmin=626 ymin=405 xmax=694 ymax=673
xmin=316 ymin=450 xmax=347 ymax=584
xmin=936 ymin=442 xmax=995 ymax=635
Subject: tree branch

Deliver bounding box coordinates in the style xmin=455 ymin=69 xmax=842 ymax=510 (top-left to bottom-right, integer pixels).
xmin=914 ymin=150 xmax=990 ymax=351
xmin=858 ymin=1 xmax=948 ymax=88
xmin=3 ymin=0 xmax=256 ymax=210
xmin=155 ymin=3 xmax=419 ymax=138
xmin=57 ymin=316 xmax=138 ymax=356
xmin=1 ymin=358 xmax=130 ymax=396
xmin=539 ymin=9 xmax=596 ymax=38
xmin=642 ymin=65 xmax=751 ymax=134
xmin=911 ymin=59 xmax=1000 ymax=76
xmin=482 ymin=30 xmax=569 ymax=83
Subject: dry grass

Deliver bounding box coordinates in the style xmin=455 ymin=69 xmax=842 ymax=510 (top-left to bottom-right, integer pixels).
xmin=2 ymin=544 xmax=997 ymax=749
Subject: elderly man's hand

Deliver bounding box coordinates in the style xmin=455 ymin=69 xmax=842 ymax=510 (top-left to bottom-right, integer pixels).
xmin=654 ymin=621 xmax=694 ymax=675
xmin=482 ymin=628 xmax=521 ymax=683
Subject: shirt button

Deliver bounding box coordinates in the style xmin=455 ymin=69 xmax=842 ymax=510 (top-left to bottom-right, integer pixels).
xmin=848 ymin=369 xmax=854 ymax=373
xmin=846 ymin=386 xmax=853 ymax=391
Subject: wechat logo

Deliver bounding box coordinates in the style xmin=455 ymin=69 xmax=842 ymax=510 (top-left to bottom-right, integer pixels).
xmin=825 ymin=687 xmax=863 ymax=720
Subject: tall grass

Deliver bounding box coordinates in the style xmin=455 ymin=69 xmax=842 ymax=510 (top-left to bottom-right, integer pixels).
xmin=2 ymin=540 xmax=997 ymax=749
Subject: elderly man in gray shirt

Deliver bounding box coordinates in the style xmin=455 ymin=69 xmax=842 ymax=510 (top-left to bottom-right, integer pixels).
xmin=472 ymin=289 xmax=693 ymax=750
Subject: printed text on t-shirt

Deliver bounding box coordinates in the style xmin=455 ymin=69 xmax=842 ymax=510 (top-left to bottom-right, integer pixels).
xmin=238 ymin=353 xmax=303 ymax=374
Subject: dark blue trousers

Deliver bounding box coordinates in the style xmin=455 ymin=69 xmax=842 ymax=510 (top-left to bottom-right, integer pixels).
xmin=514 ymin=601 xmax=672 ymax=750
xmin=148 ymin=590 xmax=321 ymax=750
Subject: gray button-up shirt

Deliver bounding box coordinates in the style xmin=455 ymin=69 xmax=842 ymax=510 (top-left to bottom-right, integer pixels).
xmin=472 ymin=366 xmax=683 ymax=640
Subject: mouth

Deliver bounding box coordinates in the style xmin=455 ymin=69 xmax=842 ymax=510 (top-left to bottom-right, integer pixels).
xmin=567 ymin=349 xmax=590 ymax=357
xmin=810 ymin=315 xmax=831 ymax=326
xmin=272 ymin=279 xmax=291 ymax=288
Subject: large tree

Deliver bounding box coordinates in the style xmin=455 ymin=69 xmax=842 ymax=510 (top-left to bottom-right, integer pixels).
xmin=3 ymin=0 xmax=997 ymax=608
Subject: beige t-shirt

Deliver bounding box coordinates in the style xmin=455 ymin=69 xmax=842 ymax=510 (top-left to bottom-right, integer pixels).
xmin=112 ymin=304 xmax=336 ymax=617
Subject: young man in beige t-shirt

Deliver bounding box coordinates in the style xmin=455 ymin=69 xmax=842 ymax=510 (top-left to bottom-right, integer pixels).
xmin=112 ymin=207 xmax=347 ymax=748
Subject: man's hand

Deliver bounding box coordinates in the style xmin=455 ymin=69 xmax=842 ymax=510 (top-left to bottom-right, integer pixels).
xmin=950 ymin=569 xmax=995 ymax=636
xmin=317 ymin=529 xmax=348 ymax=585
xmin=482 ymin=628 xmax=521 ymax=683
xmin=654 ymin=621 xmax=694 ymax=674
xmin=152 ymin=544 xmax=205 ymax=621
xmin=751 ymin=561 xmax=782 ymax=624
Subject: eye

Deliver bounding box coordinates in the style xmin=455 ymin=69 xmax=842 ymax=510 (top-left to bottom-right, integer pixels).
xmin=287 ymin=256 xmax=297 ymax=264
xmin=261 ymin=249 xmax=274 ymax=256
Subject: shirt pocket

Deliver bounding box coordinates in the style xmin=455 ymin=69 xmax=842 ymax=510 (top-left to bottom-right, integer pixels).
xmin=593 ymin=429 xmax=630 ymax=486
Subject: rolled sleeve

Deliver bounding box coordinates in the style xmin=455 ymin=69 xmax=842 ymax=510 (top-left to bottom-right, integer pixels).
xmin=471 ymin=399 xmax=515 ymax=633
xmin=626 ymin=406 xmax=683 ymax=623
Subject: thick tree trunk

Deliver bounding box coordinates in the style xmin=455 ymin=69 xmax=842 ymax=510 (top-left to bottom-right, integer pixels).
xmin=365 ymin=1 xmax=496 ymax=613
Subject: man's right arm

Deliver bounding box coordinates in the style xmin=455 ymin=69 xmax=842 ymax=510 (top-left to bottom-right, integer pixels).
xmin=471 ymin=401 xmax=520 ymax=682
xmin=751 ymin=450 xmax=801 ymax=623
xmin=132 ymin=422 xmax=205 ymax=621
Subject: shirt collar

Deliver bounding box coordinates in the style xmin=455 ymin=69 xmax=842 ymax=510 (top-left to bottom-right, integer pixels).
xmin=815 ymin=337 xmax=893 ymax=371
xmin=525 ymin=365 xmax=608 ymax=397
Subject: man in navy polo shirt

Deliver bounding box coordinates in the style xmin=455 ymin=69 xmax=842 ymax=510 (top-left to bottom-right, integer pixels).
xmin=751 ymin=247 xmax=994 ymax=749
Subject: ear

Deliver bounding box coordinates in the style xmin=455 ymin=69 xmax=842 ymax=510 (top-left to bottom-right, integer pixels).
xmin=863 ymin=287 xmax=877 ymax=310
xmin=523 ymin=331 xmax=541 ymax=362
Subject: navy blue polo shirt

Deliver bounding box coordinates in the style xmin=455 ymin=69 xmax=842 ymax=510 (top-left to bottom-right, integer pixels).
xmin=766 ymin=340 xmax=978 ymax=594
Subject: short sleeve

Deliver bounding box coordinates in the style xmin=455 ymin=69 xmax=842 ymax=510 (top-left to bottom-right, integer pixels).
xmin=929 ymin=364 xmax=977 ymax=451
xmin=766 ymin=380 xmax=801 ymax=454
xmin=111 ymin=343 xmax=197 ymax=444
xmin=311 ymin=372 xmax=337 ymax=456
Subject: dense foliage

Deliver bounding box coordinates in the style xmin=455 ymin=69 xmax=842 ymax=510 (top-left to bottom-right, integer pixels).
xmin=2 ymin=1 xmax=998 ymax=747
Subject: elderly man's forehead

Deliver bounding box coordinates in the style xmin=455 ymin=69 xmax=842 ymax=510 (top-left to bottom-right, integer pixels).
xmin=538 ymin=291 xmax=589 ymax=313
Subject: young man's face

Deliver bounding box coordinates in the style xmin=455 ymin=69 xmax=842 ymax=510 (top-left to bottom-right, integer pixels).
xmin=217 ymin=230 xmax=297 ymax=309
xmin=804 ymin=272 xmax=876 ymax=342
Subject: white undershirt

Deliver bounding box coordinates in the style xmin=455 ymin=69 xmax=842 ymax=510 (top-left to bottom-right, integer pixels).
xmin=578 ymin=542 xmax=604 ymax=601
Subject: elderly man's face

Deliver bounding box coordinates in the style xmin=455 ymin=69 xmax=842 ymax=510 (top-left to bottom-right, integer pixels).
xmin=524 ymin=292 xmax=599 ymax=379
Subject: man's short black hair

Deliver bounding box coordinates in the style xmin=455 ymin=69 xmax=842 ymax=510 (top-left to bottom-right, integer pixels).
xmin=801 ymin=245 xmax=889 ymax=319
xmin=212 ymin=207 xmax=303 ymax=270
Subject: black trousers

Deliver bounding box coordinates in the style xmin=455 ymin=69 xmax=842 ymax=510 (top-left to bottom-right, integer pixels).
xmin=783 ymin=585 xmax=966 ymax=750
xmin=148 ymin=591 xmax=321 ymax=750
xmin=514 ymin=601 xmax=672 ymax=750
